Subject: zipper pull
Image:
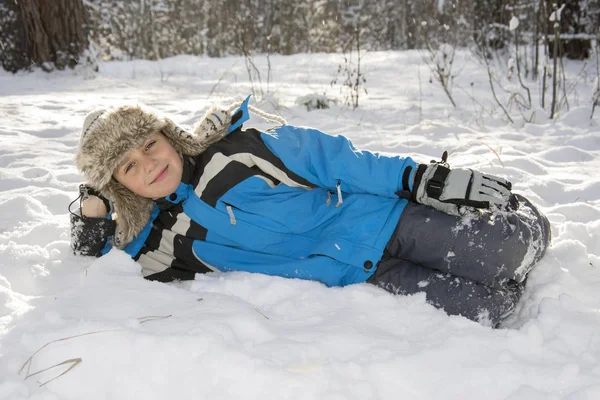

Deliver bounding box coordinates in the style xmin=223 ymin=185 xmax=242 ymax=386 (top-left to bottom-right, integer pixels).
xmin=226 ymin=205 xmax=237 ymax=225
xmin=335 ymin=180 xmax=343 ymax=208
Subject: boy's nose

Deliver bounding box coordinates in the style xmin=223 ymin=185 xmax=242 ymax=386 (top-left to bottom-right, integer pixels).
xmin=142 ymin=156 xmax=159 ymax=173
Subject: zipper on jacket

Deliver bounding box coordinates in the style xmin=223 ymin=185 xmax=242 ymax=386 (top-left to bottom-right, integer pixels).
xmin=225 ymin=205 xmax=237 ymax=225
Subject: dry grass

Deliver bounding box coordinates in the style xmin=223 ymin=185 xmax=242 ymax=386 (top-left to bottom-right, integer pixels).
xmin=19 ymin=315 xmax=172 ymax=386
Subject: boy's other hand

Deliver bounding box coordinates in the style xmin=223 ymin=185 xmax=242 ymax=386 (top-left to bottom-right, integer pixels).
xmin=82 ymin=195 xmax=108 ymax=218
xmin=194 ymin=106 xmax=232 ymax=137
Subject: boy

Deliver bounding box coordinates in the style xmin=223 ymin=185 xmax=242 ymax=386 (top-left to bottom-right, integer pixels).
xmin=70 ymin=98 xmax=550 ymax=327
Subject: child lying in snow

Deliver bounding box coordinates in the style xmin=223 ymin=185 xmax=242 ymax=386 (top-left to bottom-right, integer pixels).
xmin=69 ymin=97 xmax=550 ymax=327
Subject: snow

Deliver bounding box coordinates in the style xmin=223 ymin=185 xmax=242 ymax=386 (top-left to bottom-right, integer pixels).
xmin=1 ymin=50 xmax=600 ymax=399
xmin=509 ymin=16 xmax=519 ymax=31
xmin=549 ymin=4 xmax=566 ymax=22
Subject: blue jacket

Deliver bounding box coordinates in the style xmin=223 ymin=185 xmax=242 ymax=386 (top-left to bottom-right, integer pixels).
xmin=77 ymin=101 xmax=417 ymax=287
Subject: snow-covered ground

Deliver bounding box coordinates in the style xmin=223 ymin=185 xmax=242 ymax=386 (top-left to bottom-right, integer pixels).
xmin=1 ymin=50 xmax=599 ymax=399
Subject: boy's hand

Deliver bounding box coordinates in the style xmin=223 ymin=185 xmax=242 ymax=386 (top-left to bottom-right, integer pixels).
xmin=412 ymin=163 xmax=513 ymax=216
xmin=78 ymin=184 xmax=110 ymax=218
xmin=82 ymin=196 xmax=108 ymax=217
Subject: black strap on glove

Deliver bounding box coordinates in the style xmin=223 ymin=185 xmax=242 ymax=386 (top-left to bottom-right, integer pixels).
xmin=68 ymin=184 xmax=112 ymax=220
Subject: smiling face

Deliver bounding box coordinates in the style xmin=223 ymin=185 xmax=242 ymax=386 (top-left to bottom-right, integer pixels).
xmin=113 ymin=132 xmax=183 ymax=199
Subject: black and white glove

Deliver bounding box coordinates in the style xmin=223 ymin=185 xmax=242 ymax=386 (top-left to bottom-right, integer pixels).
xmin=69 ymin=184 xmax=116 ymax=256
xmin=410 ymin=152 xmax=514 ymax=216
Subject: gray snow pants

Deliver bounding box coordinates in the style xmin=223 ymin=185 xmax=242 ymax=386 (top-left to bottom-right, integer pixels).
xmin=368 ymin=194 xmax=551 ymax=326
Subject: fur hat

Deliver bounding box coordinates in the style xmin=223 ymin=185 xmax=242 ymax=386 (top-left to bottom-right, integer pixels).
xmin=76 ymin=104 xmax=231 ymax=248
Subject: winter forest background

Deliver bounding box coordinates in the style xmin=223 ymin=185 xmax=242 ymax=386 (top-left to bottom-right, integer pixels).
xmin=2 ymin=0 xmax=600 ymax=119
xmin=3 ymin=1 xmax=600 ymax=62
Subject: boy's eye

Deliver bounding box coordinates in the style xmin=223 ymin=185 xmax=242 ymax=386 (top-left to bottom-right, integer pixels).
xmin=125 ymin=162 xmax=135 ymax=173
xmin=145 ymin=140 xmax=155 ymax=151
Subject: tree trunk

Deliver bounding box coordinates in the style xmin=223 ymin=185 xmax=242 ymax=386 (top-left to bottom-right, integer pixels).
xmin=533 ymin=2 xmax=539 ymax=80
xmin=550 ymin=7 xmax=559 ymax=120
xmin=10 ymin=0 xmax=88 ymax=72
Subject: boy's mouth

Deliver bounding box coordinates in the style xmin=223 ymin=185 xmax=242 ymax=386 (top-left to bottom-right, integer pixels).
xmin=151 ymin=165 xmax=168 ymax=184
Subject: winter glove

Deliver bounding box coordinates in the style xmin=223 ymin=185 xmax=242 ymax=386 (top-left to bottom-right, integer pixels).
xmin=69 ymin=184 xmax=115 ymax=256
xmin=410 ymin=152 xmax=514 ymax=217
xmin=193 ymin=106 xmax=232 ymax=138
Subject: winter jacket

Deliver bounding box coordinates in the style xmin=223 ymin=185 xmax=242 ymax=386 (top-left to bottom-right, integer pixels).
xmin=71 ymin=105 xmax=418 ymax=287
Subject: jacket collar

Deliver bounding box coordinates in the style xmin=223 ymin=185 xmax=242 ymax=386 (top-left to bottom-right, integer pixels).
xmin=155 ymin=156 xmax=196 ymax=211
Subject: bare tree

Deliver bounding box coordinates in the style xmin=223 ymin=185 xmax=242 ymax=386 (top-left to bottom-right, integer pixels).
xmin=333 ymin=27 xmax=368 ymax=109
xmin=532 ymin=1 xmax=541 ymax=80
xmin=331 ymin=0 xmax=374 ymax=109
xmin=474 ymin=32 xmax=514 ymax=123
xmin=550 ymin=3 xmax=565 ymax=119
xmin=592 ymin=36 xmax=600 ymax=119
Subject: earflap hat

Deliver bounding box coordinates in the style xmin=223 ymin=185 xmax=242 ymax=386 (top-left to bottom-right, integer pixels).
xmin=76 ymin=104 xmax=231 ymax=247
